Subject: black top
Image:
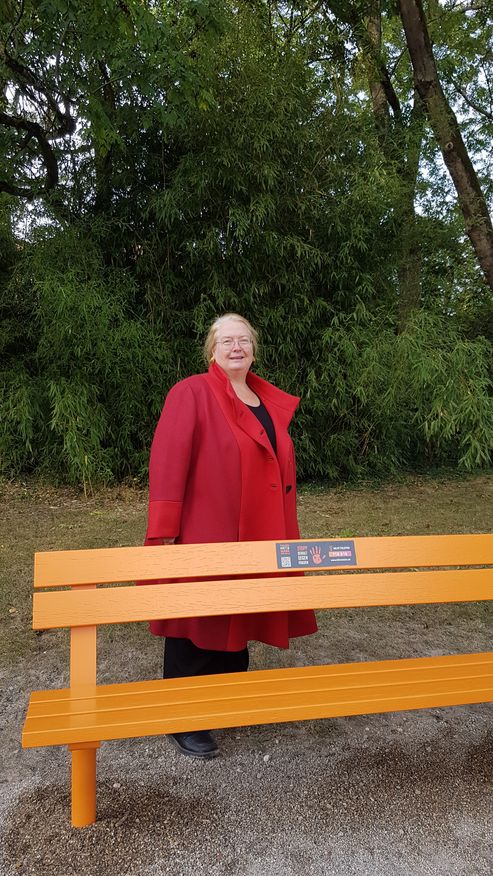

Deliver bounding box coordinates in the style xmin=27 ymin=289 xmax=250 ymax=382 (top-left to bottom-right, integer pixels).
xmin=246 ymin=400 xmax=277 ymax=455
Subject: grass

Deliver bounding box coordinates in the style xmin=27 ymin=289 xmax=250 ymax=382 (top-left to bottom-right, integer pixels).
xmin=1 ymin=473 xmax=492 ymax=667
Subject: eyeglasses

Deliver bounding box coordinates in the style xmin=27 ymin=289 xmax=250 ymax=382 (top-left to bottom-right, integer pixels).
xmin=216 ymin=336 xmax=253 ymax=349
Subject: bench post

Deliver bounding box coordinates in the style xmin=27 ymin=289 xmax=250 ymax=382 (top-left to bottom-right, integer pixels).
xmin=69 ymin=610 xmax=99 ymax=827
xmin=69 ymin=741 xmax=100 ymax=827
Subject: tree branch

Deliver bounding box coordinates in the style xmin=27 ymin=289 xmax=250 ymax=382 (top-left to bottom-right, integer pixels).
xmin=0 ymin=178 xmax=36 ymax=198
xmin=2 ymin=48 xmax=76 ymax=139
xmin=5 ymin=0 xmax=26 ymax=51
xmin=399 ymin=0 xmax=493 ymax=292
xmin=0 ymin=109 xmax=59 ymax=196
xmin=452 ymin=78 xmax=493 ymax=122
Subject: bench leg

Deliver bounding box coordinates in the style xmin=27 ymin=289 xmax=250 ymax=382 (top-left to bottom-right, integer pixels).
xmin=68 ymin=742 xmax=100 ymax=827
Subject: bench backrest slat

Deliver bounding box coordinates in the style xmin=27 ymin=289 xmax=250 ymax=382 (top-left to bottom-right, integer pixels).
xmin=32 ymin=567 xmax=493 ymax=629
xmin=34 ymin=535 xmax=493 ymax=588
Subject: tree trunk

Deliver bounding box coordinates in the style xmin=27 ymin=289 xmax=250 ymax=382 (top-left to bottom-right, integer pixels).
xmin=398 ymin=0 xmax=493 ymax=293
xmin=396 ymin=91 xmax=425 ymax=329
xmin=397 ymin=200 xmax=422 ymax=329
xmin=364 ymin=4 xmax=423 ymax=325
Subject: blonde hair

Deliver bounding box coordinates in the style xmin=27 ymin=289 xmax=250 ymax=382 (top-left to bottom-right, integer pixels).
xmin=203 ymin=313 xmax=259 ymax=363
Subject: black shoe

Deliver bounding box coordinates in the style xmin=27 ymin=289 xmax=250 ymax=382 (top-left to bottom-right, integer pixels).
xmin=168 ymin=730 xmax=219 ymax=759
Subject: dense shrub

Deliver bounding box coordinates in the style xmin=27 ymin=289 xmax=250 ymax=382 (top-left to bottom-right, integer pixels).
xmin=1 ymin=232 xmax=172 ymax=490
xmin=2 ymin=234 xmax=492 ymax=487
xmin=289 ymin=306 xmax=493 ymax=479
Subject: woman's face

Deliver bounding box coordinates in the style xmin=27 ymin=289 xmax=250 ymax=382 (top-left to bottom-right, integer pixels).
xmin=213 ymin=318 xmax=254 ymax=378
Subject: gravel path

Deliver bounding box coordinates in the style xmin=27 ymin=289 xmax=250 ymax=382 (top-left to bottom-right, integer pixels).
xmin=3 ymin=606 xmax=493 ymax=876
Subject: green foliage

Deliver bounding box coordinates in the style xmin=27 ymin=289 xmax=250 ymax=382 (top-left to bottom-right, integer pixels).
xmin=0 ymin=230 xmax=172 ymax=489
xmin=288 ymin=306 xmax=493 ymax=479
xmin=3 ymin=230 xmax=492 ymax=484
xmin=0 ymin=1 xmax=492 ymax=486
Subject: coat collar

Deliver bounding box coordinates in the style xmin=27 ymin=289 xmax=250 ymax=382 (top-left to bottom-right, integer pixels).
xmin=206 ymin=362 xmax=299 ymax=425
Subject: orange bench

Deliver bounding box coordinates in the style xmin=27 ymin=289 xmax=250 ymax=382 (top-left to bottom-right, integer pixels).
xmin=22 ymin=534 xmax=493 ymax=827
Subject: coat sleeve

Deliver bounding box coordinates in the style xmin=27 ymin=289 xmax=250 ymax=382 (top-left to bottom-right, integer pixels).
xmin=145 ymin=381 xmax=197 ymax=541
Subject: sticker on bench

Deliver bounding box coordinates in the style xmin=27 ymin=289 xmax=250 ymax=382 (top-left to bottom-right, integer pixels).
xmin=276 ymin=541 xmax=356 ymax=569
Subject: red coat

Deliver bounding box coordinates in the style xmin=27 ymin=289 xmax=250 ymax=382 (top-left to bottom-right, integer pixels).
xmin=144 ymin=362 xmax=317 ymax=650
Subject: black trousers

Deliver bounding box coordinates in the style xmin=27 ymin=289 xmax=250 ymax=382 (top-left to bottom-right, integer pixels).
xmin=163 ymin=636 xmax=250 ymax=679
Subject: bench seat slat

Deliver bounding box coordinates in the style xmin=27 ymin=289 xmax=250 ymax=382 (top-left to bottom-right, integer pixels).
xmin=34 ymin=534 xmax=493 ymax=588
xmin=22 ymin=653 xmax=493 ymax=748
xmin=26 ymin=651 xmax=493 ymax=708
xmin=32 ymin=568 xmax=493 ymax=629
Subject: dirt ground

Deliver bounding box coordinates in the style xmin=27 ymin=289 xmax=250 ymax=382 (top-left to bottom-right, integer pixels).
xmin=1 ymin=474 xmax=493 ymax=876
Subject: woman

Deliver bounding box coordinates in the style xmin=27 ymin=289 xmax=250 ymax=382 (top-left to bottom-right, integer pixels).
xmin=144 ymin=313 xmax=317 ymax=758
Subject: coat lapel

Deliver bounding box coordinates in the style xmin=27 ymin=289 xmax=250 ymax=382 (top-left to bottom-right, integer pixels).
xmin=205 ymin=363 xmax=299 ymax=455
